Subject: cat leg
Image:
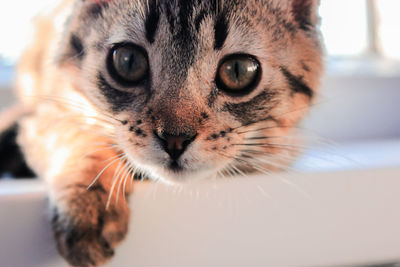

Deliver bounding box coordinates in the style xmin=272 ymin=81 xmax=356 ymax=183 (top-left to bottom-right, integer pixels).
xmin=19 ymin=117 xmax=132 ymax=267
xmin=49 ymin=152 xmax=131 ymax=267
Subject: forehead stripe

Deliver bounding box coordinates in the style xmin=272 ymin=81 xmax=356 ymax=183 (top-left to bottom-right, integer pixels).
xmin=214 ymin=10 xmax=229 ymax=50
xmin=194 ymin=10 xmax=207 ymax=31
xmin=145 ymin=2 xmax=160 ymax=44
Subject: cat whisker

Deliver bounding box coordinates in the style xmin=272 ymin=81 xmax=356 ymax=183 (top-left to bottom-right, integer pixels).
xmin=88 ymin=155 xmax=124 ymax=189
xmin=239 ymin=152 xmax=298 ymax=173
xmin=211 ymin=146 xmax=300 ymax=178
xmin=130 ymin=167 xmax=140 ymax=188
xmin=240 ymin=149 xmax=297 ymax=162
xmin=243 ymin=135 xmax=300 ymax=141
xmin=231 ymin=99 xmax=326 ymax=134
xmin=234 ymin=142 xmax=305 ymax=148
xmin=124 ymin=164 xmax=138 ymax=200
xmin=235 ymin=125 xmax=308 ymax=135
xmin=229 ymin=164 xmax=248 ymax=177
xmin=55 ymin=115 xmax=115 ymax=130
xmin=58 ymin=123 xmax=116 ymax=139
xmin=24 ymin=94 xmax=122 ymax=124
xmin=116 ymin=161 xmax=131 ymax=205
xmin=252 ymin=162 xmax=311 ymax=198
xmin=79 ymin=144 xmax=122 ymax=161
xmin=233 ymin=143 xmax=305 ymax=155
xmin=256 ymin=185 xmax=272 ymax=199
xmin=60 ymin=114 xmax=116 ymax=127
xmin=106 ymin=156 xmax=129 ymax=209
xmin=230 ymin=115 xmax=279 ymax=132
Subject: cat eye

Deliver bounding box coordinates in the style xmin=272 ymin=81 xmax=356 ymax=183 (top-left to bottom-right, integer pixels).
xmin=216 ymin=54 xmax=261 ymax=94
xmin=107 ymin=43 xmax=149 ymax=86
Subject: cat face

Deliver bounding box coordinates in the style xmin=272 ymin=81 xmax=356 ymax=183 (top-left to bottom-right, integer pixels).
xmin=59 ymin=0 xmax=323 ymax=182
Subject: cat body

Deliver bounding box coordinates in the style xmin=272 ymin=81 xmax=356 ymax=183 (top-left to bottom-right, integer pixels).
xmin=11 ymin=0 xmax=323 ymax=265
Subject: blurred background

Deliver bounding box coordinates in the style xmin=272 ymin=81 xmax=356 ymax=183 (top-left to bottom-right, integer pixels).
xmin=0 ymin=0 xmax=400 ymax=173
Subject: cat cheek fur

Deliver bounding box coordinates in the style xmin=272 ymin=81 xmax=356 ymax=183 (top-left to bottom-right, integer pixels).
xmin=12 ymin=0 xmax=323 ymax=265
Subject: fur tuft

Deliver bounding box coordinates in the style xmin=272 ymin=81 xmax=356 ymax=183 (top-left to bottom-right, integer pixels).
xmin=291 ymin=0 xmax=320 ymax=30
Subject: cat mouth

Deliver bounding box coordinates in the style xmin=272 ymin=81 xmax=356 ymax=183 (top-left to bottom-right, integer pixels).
xmin=168 ymin=160 xmax=184 ymax=172
xmin=124 ymin=139 xmax=218 ymax=182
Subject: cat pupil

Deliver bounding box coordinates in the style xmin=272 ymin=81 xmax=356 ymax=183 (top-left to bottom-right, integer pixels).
xmin=234 ymin=61 xmax=240 ymax=80
xmin=124 ymin=55 xmax=133 ymax=70
xmin=116 ymin=49 xmax=139 ymax=77
xmin=108 ymin=44 xmax=149 ymax=85
xmin=216 ymin=54 xmax=261 ymax=94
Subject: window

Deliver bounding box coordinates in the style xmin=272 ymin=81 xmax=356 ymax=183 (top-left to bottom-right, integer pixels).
xmin=376 ymin=0 xmax=400 ymax=59
xmin=0 ymin=1 xmax=399 ymax=64
xmin=320 ymin=0 xmax=369 ymax=57
xmin=321 ymin=0 xmax=400 ymax=60
xmin=0 ymin=1 xmax=55 ymax=65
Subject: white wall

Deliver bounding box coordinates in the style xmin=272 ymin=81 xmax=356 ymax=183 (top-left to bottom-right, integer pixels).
xmin=303 ymin=75 xmax=400 ymax=142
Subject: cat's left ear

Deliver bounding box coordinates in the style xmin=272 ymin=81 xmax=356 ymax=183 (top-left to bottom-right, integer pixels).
xmin=291 ymin=0 xmax=320 ymax=30
xmin=80 ymin=0 xmax=110 ymax=10
xmin=82 ymin=0 xmax=110 ymax=3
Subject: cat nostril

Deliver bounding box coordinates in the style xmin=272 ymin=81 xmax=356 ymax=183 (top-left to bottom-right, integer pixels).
xmin=154 ymin=131 xmax=197 ymax=161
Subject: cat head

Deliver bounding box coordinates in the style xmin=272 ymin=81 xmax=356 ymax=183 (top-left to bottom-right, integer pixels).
xmin=58 ymin=0 xmax=323 ymax=183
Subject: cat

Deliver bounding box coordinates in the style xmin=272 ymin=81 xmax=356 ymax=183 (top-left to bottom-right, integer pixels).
xmin=7 ymin=0 xmax=323 ymax=266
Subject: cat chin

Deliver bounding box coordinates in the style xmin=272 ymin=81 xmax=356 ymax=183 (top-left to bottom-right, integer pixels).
xmin=123 ymin=148 xmax=233 ymax=184
xmin=138 ymin=164 xmax=219 ymax=185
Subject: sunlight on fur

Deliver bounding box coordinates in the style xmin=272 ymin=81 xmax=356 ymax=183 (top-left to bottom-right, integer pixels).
xmin=6 ymin=0 xmax=324 ymax=266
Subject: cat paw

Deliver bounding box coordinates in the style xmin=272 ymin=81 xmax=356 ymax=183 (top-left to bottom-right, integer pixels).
xmin=51 ymin=184 xmax=129 ymax=267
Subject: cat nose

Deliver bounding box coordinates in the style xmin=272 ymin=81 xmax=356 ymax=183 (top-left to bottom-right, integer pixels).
xmin=154 ymin=131 xmax=197 ymax=160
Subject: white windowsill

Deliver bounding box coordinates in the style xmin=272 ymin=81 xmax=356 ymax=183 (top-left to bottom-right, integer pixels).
xmin=1 ymin=140 xmax=400 ymax=266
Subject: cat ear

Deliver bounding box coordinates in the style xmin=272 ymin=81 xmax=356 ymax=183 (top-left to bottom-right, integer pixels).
xmin=291 ymin=0 xmax=320 ymax=30
xmin=92 ymin=0 xmax=110 ymax=4
xmin=80 ymin=0 xmax=110 ymax=18
xmin=81 ymin=0 xmax=110 ymax=3
xmin=80 ymin=0 xmax=110 ymax=7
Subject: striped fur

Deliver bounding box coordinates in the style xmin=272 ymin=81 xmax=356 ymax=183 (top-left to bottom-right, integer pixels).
xmin=13 ymin=0 xmax=323 ymax=265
